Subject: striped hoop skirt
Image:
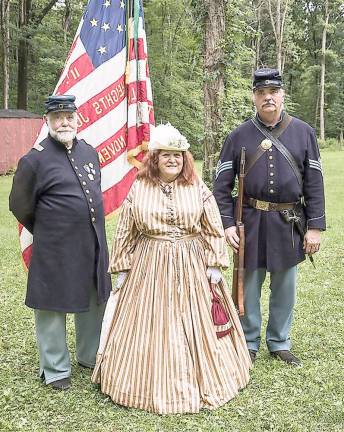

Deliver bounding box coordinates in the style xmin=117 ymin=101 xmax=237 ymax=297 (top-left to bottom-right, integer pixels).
xmin=93 ymin=235 xmax=251 ymax=414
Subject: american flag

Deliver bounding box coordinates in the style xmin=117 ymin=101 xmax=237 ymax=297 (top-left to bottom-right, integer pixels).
xmin=19 ymin=0 xmax=155 ymax=268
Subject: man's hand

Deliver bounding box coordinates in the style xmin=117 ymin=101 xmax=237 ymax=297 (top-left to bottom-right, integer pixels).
xmin=225 ymin=226 xmax=240 ymax=254
xmin=303 ymin=229 xmax=321 ymax=255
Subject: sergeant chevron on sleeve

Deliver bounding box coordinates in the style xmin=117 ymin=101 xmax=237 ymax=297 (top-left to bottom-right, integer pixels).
xmin=214 ymin=68 xmax=326 ymax=367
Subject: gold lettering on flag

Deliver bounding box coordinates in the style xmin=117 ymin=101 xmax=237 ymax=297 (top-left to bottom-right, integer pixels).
xmin=93 ymin=82 xmax=125 ymax=114
xmin=98 ymin=135 xmax=126 ymax=165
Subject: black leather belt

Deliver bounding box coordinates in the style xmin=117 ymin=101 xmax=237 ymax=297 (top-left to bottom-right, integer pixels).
xmin=245 ymin=197 xmax=298 ymax=211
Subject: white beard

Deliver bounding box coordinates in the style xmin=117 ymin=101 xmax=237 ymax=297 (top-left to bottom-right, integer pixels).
xmin=50 ymin=129 xmax=76 ymax=144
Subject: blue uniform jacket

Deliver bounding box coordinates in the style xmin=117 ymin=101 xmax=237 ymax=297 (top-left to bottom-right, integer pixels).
xmin=9 ymin=135 xmax=112 ymax=312
xmin=213 ymin=114 xmax=326 ymax=272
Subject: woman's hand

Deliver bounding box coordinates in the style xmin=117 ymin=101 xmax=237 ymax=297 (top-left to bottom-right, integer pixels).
xmin=206 ymin=267 xmax=222 ymax=284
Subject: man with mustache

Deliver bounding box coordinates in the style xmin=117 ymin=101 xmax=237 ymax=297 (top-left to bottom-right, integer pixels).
xmin=214 ymin=69 xmax=325 ymax=367
xmin=9 ymin=95 xmax=111 ymax=390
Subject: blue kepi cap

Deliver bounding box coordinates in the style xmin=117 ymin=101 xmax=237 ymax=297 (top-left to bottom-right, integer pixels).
xmin=253 ymin=68 xmax=282 ymax=90
xmin=45 ymin=95 xmax=77 ymax=113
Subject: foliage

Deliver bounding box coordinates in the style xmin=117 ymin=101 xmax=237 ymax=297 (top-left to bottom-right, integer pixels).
xmin=1 ymin=152 xmax=344 ymax=431
xmin=221 ymin=0 xmax=255 ymax=136
xmin=145 ymin=0 xmax=204 ymax=158
xmin=1 ymin=0 xmax=344 ymax=141
xmin=318 ymin=138 xmax=343 ymax=151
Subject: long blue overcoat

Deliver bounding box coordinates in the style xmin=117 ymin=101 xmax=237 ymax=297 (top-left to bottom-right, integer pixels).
xmin=9 ymin=135 xmax=112 ymax=312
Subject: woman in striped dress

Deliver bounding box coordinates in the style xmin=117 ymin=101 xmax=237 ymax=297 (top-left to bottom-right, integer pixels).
xmin=92 ymin=124 xmax=251 ymax=414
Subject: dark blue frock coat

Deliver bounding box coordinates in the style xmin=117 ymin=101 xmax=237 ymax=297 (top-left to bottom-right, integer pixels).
xmin=9 ymin=135 xmax=112 ymax=312
xmin=214 ymin=114 xmax=326 ymax=272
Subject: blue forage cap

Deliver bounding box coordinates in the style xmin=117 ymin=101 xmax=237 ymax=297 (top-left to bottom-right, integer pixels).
xmin=45 ymin=94 xmax=77 ymax=113
xmin=253 ymin=68 xmax=282 ymax=90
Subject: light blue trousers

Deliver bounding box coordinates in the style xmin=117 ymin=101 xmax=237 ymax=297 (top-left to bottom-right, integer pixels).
xmin=240 ymin=266 xmax=297 ymax=352
xmin=34 ymin=288 xmax=105 ymax=384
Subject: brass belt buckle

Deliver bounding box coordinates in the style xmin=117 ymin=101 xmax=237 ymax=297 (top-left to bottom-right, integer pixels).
xmin=255 ymin=199 xmax=270 ymax=211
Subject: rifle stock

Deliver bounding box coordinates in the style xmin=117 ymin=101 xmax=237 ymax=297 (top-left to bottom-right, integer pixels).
xmin=232 ymin=147 xmax=246 ymax=316
xmin=232 ymin=223 xmax=245 ymax=316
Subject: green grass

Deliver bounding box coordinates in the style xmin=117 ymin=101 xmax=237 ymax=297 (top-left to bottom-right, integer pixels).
xmin=0 ymin=153 xmax=343 ymax=431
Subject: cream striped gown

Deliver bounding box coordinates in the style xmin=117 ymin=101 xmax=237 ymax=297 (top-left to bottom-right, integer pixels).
xmin=92 ymin=178 xmax=251 ymax=414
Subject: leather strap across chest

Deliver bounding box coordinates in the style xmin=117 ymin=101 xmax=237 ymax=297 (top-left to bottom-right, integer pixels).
xmin=250 ymin=114 xmax=303 ymax=187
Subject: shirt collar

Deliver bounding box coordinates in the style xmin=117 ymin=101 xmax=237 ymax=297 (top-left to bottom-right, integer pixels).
xmin=256 ymin=111 xmax=285 ymax=130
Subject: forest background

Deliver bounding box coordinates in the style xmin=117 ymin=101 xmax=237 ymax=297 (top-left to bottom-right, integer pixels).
xmin=1 ymin=0 xmax=344 ymax=180
xmin=1 ymin=2 xmax=344 ymax=431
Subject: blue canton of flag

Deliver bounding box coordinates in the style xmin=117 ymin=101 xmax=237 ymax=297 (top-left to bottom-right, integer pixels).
xmin=80 ymin=0 xmax=126 ymax=68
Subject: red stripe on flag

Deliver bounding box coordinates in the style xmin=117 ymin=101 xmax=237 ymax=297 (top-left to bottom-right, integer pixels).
xmin=127 ymin=123 xmax=150 ymax=149
xmin=149 ymin=102 xmax=155 ymax=124
xmin=128 ymin=38 xmax=146 ymax=61
xmin=22 ymin=244 xmax=32 ymax=269
xmin=76 ymin=74 xmax=126 ymax=133
xmin=97 ymin=124 xmax=127 ymax=168
xmin=127 ymin=80 xmax=147 ymax=105
xmin=103 ymin=168 xmax=137 ymax=214
xmin=56 ymin=53 xmax=94 ymax=95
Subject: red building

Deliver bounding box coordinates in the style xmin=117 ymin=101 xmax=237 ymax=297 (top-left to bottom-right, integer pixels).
xmin=0 ymin=109 xmax=42 ymax=174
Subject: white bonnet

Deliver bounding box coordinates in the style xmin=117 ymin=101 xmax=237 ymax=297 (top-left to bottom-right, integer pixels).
xmin=148 ymin=123 xmax=190 ymax=151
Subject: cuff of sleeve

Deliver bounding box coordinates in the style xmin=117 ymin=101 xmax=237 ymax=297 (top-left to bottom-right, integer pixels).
xmin=221 ymin=216 xmax=235 ymax=230
xmin=307 ymin=215 xmax=326 ymax=231
xmin=108 ymin=263 xmax=131 ymax=274
xmin=205 ymin=251 xmax=229 ymax=270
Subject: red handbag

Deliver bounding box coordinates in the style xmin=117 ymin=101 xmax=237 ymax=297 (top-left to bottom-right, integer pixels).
xmin=209 ymin=283 xmax=233 ymax=339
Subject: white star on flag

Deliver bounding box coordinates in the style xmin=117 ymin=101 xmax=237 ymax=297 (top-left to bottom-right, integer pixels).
xmin=19 ymin=0 xmax=155 ymax=272
xmin=97 ymin=46 xmax=107 ymax=54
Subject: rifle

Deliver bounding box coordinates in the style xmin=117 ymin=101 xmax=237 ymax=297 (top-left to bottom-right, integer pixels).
xmin=232 ymin=147 xmax=246 ymax=316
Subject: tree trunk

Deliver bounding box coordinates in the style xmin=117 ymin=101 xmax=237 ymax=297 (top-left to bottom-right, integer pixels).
xmin=319 ymin=0 xmax=329 ymax=141
xmin=275 ymin=0 xmax=282 ymax=71
xmin=202 ymin=0 xmax=226 ymax=187
xmin=253 ymin=1 xmax=262 ymax=71
xmin=63 ymin=0 xmax=71 ymax=46
xmin=16 ymin=0 xmax=56 ymax=109
xmin=314 ymin=88 xmax=319 ymax=131
xmin=267 ymin=0 xmax=289 ymax=72
xmin=339 ymin=129 xmax=343 ymax=146
xmin=0 ymin=0 xmax=10 ymax=109
xmin=17 ymin=0 xmax=31 ymax=110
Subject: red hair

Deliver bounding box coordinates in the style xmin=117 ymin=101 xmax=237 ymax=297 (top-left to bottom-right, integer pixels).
xmin=137 ymin=150 xmax=197 ymax=186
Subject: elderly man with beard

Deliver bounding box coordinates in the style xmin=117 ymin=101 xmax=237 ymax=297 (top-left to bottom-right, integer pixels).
xmin=214 ymin=69 xmax=325 ymax=367
xmin=9 ymin=95 xmax=111 ymax=390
